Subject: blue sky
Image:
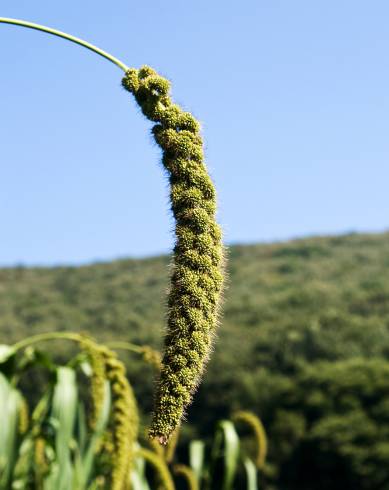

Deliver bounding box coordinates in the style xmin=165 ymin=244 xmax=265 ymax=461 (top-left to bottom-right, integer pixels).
xmin=1 ymin=1 xmax=388 ymax=265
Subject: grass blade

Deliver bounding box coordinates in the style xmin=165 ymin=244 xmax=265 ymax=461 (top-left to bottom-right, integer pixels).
xmin=77 ymin=380 xmax=111 ymax=488
xmin=0 ymin=372 xmax=23 ymax=487
xmin=189 ymin=440 xmax=205 ymax=485
xmin=243 ymin=458 xmax=258 ymax=490
xmin=130 ymin=448 xmax=151 ymax=490
xmin=44 ymin=366 xmax=78 ymax=490
xmin=210 ymin=420 xmax=240 ymax=490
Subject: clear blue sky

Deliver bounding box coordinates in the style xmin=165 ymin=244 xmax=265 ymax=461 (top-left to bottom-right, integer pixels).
xmin=1 ymin=1 xmax=388 ymax=265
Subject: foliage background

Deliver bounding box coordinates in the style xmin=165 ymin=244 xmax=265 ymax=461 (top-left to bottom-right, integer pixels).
xmin=2 ymin=231 xmax=389 ymax=489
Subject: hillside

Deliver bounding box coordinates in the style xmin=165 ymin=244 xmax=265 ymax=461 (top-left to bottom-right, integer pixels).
xmin=1 ymin=231 xmax=389 ymax=489
xmin=2 ymin=232 xmax=389 ymax=364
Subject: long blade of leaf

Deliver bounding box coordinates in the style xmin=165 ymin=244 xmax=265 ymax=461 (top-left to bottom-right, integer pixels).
xmin=130 ymin=450 xmax=151 ymax=490
xmin=243 ymin=458 xmax=258 ymax=490
xmin=210 ymin=420 xmax=240 ymax=490
xmin=77 ymin=380 xmax=111 ymax=487
xmin=45 ymin=367 xmax=78 ymax=490
xmin=0 ymin=372 xmax=23 ymax=487
xmin=189 ymin=440 xmax=205 ymax=485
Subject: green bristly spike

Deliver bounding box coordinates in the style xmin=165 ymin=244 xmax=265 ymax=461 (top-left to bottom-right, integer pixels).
xmin=122 ymin=66 xmax=225 ymax=443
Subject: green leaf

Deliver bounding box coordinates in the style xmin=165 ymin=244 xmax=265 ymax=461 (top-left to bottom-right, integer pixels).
xmin=210 ymin=420 xmax=240 ymax=490
xmin=189 ymin=440 xmax=205 ymax=485
xmin=0 ymin=372 xmax=23 ymax=487
xmin=0 ymin=345 xmax=16 ymax=364
xmin=44 ymin=367 xmax=78 ymax=490
xmin=11 ymin=437 xmax=35 ymax=490
xmin=130 ymin=448 xmax=151 ymax=490
xmin=243 ymin=458 xmax=258 ymax=490
xmin=75 ymin=381 xmax=111 ymax=488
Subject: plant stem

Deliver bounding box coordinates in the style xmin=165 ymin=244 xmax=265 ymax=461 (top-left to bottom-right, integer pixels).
xmin=105 ymin=341 xmax=144 ymax=354
xmin=13 ymin=334 xmax=149 ymax=357
xmin=0 ymin=17 xmax=129 ymax=72
xmin=12 ymin=332 xmax=84 ymax=352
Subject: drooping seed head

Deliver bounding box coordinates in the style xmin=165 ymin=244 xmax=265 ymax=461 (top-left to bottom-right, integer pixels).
xmin=79 ymin=337 xmax=139 ymax=488
xmin=99 ymin=346 xmax=139 ymax=489
xmin=122 ymin=66 xmax=225 ymax=442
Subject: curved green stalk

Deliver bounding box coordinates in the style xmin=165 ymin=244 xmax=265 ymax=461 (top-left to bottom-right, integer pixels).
xmin=12 ymin=332 xmax=84 ymax=352
xmin=107 ymin=341 xmax=162 ymax=371
xmin=0 ymin=17 xmax=128 ymax=71
xmin=105 ymin=341 xmax=145 ymax=354
xmin=232 ymin=411 xmax=267 ymax=469
xmin=136 ymin=448 xmax=175 ymax=490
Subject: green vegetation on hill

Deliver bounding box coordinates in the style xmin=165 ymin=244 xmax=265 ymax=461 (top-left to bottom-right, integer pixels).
xmin=1 ymin=231 xmax=389 ymax=489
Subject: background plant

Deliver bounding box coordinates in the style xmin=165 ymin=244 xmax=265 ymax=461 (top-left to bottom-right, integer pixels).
xmin=0 ymin=336 xmax=266 ymax=489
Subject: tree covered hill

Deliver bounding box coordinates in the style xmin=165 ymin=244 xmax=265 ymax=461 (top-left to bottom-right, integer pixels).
xmin=1 ymin=231 xmax=389 ymax=489
xmin=2 ymin=232 xmax=388 ymax=362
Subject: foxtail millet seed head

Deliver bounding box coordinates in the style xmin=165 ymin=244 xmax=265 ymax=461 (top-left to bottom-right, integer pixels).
xmin=122 ymin=66 xmax=225 ymax=443
xmin=80 ymin=338 xmax=139 ymax=490
xmin=80 ymin=338 xmax=107 ymax=429
xmin=18 ymin=396 xmax=29 ymax=434
xmin=99 ymin=346 xmax=139 ymax=490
